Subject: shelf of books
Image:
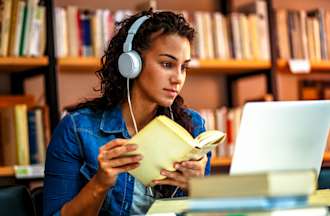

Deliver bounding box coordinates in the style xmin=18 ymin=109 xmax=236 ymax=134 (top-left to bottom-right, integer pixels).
xmin=55 ymin=2 xmax=272 ymax=74
xmin=0 ymin=96 xmax=50 ymax=180
xmin=0 ymin=57 xmax=48 ymax=73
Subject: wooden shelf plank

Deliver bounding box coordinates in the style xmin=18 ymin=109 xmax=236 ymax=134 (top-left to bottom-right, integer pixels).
xmin=211 ymin=157 xmax=231 ymax=166
xmin=0 ymin=166 xmax=14 ymax=177
xmin=190 ymin=59 xmax=271 ymax=74
xmin=59 ymin=57 xmax=101 ymax=72
xmin=277 ymin=59 xmax=330 ymax=74
xmin=0 ymin=57 xmax=48 ymax=73
xmin=0 ymin=164 xmax=44 ymax=178
xmin=211 ymin=152 xmax=330 ymax=167
xmin=58 ymin=57 xmax=271 ymax=74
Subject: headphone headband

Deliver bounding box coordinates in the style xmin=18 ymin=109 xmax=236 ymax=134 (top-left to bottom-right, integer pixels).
xmin=123 ymin=15 xmax=151 ymax=52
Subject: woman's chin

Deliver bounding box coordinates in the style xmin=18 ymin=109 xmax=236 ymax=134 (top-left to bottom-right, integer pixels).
xmin=158 ymin=98 xmax=175 ymax=107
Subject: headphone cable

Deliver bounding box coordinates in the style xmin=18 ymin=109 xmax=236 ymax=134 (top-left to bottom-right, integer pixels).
xmin=127 ymin=78 xmax=179 ymax=198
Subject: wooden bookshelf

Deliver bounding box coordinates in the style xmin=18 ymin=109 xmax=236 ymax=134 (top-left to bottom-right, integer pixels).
xmin=58 ymin=57 xmax=271 ymax=74
xmin=211 ymin=152 xmax=330 ymax=167
xmin=0 ymin=57 xmax=48 ymax=73
xmin=277 ymin=59 xmax=330 ymax=74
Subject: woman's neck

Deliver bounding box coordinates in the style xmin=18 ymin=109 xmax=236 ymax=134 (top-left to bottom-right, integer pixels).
xmin=121 ymin=100 xmax=157 ymax=136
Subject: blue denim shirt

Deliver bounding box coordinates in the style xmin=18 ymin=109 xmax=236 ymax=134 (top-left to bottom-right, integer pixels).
xmin=43 ymin=105 xmax=211 ymax=216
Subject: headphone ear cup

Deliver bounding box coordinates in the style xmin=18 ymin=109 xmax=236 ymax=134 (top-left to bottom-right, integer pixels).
xmin=118 ymin=50 xmax=142 ymax=79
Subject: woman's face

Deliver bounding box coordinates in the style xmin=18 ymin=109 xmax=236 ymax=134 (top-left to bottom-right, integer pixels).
xmin=134 ymin=33 xmax=191 ymax=107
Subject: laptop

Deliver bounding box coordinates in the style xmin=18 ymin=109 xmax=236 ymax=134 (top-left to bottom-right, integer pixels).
xmin=230 ymin=100 xmax=330 ymax=177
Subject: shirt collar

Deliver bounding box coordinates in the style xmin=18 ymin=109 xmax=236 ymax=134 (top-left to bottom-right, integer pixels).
xmin=99 ymin=105 xmax=127 ymax=135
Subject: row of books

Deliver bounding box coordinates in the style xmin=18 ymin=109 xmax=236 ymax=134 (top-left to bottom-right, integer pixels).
xmin=55 ymin=6 xmax=121 ymax=58
xmin=0 ymin=0 xmax=46 ymax=57
xmin=199 ymin=106 xmax=330 ymax=159
xmin=199 ymin=107 xmax=242 ymax=159
xmin=191 ymin=0 xmax=270 ymax=60
xmin=0 ymin=104 xmax=50 ymax=166
xmin=148 ymin=170 xmax=330 ymax=215
xmin=277 ymin=9 xmax=330 ymax=61
xmin=54 ymin=0 xmax=271 ymax=60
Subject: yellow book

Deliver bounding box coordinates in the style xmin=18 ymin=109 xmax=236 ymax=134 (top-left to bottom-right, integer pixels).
xmin=14 ymin=104 xmax=30 ymax=165
xmin=127 ymin=115 xmax=226 ymax=186
xmin=309 ymin=189 xmax=330 ymax=206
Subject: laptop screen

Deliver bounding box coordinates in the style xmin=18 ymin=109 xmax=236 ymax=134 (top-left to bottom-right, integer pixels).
xmin=230 ymin=100 xmax=330 ymax=177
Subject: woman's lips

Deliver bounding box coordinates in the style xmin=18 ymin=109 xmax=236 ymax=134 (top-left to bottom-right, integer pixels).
xmin=163 ymin=88 xmax=178 ymax=97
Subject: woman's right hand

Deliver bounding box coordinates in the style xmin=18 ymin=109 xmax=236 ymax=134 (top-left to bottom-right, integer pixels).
xmin=94 ymin=138 xmax=142 ymax=190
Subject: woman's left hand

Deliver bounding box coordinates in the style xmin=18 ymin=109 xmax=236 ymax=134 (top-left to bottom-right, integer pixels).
xmin=152 ymin=156 xmax=208 ymax=191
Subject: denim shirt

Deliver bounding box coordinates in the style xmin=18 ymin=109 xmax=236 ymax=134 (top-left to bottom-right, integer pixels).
xmin=43 ymin=105 xmax=211 ymax=216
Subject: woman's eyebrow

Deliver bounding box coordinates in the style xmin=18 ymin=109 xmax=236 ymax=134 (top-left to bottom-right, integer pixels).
xmin=159 ymin=53 xmax=191 ymax=63
xmin=159 ymin=53 xmax=177 ymax=61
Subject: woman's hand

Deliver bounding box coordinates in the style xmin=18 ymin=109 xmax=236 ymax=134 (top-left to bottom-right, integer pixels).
xmin=152 ymin=155 xmax=208 ymax=191
xmin=94 ymin=138 xmax=143 ymax=190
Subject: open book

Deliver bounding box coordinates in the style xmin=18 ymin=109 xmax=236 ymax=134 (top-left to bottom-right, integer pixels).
xmin=126 ymin=115 xmax=226 ymax=186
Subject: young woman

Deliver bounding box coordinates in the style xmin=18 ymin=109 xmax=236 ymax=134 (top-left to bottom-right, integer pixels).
xmin=44 ymin=9 xmax=212 ymax=216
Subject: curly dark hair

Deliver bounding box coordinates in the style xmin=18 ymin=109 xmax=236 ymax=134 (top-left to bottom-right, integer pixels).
xmin=67 ymin=9 xmax=195 ymax=134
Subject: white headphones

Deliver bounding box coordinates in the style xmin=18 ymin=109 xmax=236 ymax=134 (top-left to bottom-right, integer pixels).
xmin=118 ymin=15 xmax=151 ymax=79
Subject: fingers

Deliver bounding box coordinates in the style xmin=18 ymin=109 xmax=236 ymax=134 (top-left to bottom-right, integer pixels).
xmin=175 ymin=166 xmax=201 ymax=177
xmin=153 ymin=170 xmax=188 ymax=189
xmin=101 ymin=144 xmax=138 ymax=160
xmin=160 ymin=170 xmax=187 ymax=183
xmin=115 ymin=163 xmax=140 ymax=173
xmin=173 ymin=156 xmax=207 ymax=176
xmin=101 ymin=138 xmax=128 ymax=150
xmin=109 ymin=155 xmax=143 ymax=167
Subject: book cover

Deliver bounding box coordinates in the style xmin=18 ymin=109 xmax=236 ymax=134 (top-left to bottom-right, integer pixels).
xmin=147 ymin=196 xmax=310 ymax=215
xmin=189 ymin=170 xmax=316 ymax=198
xmin=127 ymin=115 xmax=226 ymax=186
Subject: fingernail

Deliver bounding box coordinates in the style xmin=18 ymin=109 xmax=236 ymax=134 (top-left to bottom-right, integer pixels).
xmin=175 ymin=164 xmax=180 ymax=169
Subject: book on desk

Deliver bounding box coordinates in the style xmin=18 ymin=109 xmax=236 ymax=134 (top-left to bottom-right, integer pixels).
xmin=146 ymin=170 xmax=330 ymax=215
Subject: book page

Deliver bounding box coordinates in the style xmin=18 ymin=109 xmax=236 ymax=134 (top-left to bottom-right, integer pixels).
xmin=147 ymin=198 xmax=188 ymax=214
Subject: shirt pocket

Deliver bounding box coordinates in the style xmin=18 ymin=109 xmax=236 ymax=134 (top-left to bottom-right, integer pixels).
xmin=79 ymin=162 xmax=97 ymax=180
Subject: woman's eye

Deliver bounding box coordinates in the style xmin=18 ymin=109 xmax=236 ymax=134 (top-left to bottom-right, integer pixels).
xmin=181 ymin=64 xmax=190 ymax=72
xmin=161 ymin=62 xmax=173 ymax=69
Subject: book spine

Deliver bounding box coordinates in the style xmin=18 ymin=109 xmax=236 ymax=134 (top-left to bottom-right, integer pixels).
xmin=14 ymin=104 xmax=30 ymax=165
xmin=35 ymin=108 xmax=45 ymax=163
xmin=0 ymin=0 xmax=13 ymax=56
xmin=28 ymin=110 xmax=38 ymax=164
xmin=19 ymin=2 xmax=28 ymax=56
xmin=80 ymin=10 xmax=93 ymax=56
xmin=0 ymin=108 xmax=18 ymax=165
